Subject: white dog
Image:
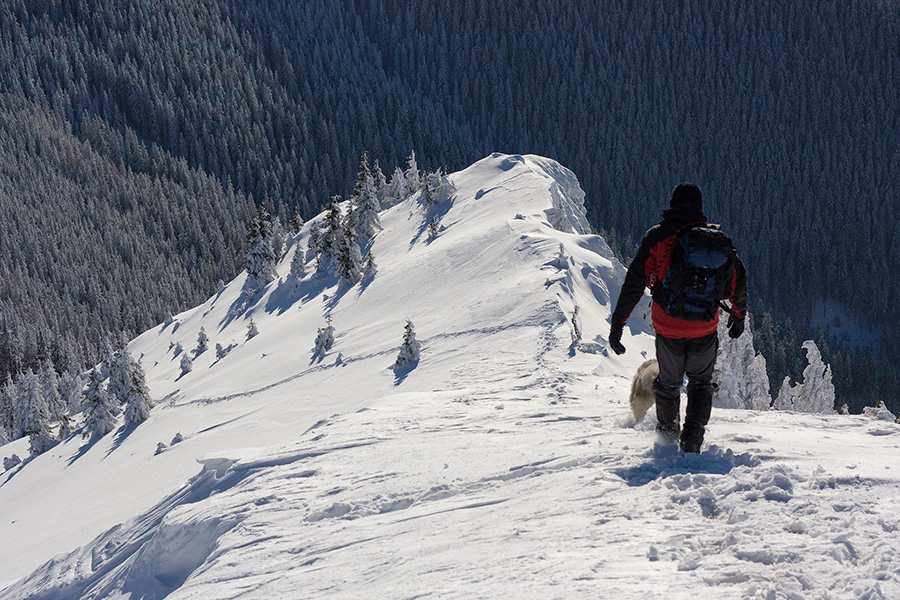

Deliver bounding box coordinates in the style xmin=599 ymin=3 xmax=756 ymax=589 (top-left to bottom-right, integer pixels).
xmin=630 ymin=359 xmax=659 ymax=423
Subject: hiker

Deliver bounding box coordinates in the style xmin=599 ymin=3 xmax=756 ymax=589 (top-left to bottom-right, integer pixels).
xmin=608 ymin=183 xmax=748 ymax=453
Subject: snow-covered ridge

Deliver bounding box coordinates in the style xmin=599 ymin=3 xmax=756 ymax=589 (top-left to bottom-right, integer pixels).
xmin=1 ymin=154 xmax=899 ymax=599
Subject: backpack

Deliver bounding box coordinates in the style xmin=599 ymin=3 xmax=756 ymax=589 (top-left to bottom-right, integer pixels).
xmin=653 ymin=225 xmax=735 ymax=321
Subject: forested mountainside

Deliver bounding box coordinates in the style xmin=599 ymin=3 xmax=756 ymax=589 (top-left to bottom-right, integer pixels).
xmin=1 ymin=0 xmax=898 ymax=410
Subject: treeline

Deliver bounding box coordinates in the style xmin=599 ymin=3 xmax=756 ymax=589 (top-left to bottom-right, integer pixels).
xmin=1 ymin=0 xmax=899 ymax=411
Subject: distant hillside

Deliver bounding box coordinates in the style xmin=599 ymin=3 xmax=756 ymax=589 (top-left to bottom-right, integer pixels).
xmin=1 ymin=0 xmax=899 ymax=410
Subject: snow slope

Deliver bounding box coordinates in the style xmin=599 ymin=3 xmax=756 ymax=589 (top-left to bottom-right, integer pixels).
xmin=1 ymin=153 xmax=899 ymax=599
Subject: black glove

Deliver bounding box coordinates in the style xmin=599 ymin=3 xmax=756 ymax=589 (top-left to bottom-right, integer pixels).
xmin=727 ymin=314 xmax=745 ymax=339
xmin=609 ymin=326 xmax=626 ymax=355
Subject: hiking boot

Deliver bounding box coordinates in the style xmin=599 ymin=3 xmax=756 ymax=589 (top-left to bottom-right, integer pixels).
xmin=656 ymin=421 xmax=681 ymax=445
xmin=680 ymin=422 xmax=705 ymax=454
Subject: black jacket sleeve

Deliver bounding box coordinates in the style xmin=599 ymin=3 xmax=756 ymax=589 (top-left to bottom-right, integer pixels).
xmin=611 ymin=231 xmax=654 ymax=330
xmin=730 ymin=253 xmax=749 ymax=319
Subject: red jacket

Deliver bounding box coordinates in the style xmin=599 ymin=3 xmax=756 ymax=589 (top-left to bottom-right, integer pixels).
xmin=612 ymin=205 xmax=748 ymax=339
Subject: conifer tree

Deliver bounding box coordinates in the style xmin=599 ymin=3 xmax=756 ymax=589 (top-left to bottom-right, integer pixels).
xmin=83 ymin=368 xmax=117 ymax=442
xmin=713 ymin=316 xmax=771 ymax=410
xmin=394 ymin=320 xmax=421 ymax=368
xmin=19 ymin=370 xmax=55 ymax=455
xmin=290 ymin=245 xmax=307 ymax=280
xmin=792 ymin=341 xmax=836 ymax=414
xmin=0 ymin=423 xmax=8 ymax=447
xmin=363 ymin=251 xmax=378 ymax=280
xmin=247 ymin=318 xmax=260 ymax=340
xmin=336 ymin=227 xmax=363 ymax=284
xmin=289 ymin=209 xmax=305 ymax=234
xmin=41 ymin=359 xmax=72 ymax=439
xmin=245 ymin=208 xmax=278 ymax=288
xmin=123 ymin=359 xmax=153 ymax=426
xmin=180 ymin=353 xmax=193 ymax=376
xmin=314 ymin=316 xmax=335 ymax=354
xmin=372 ymin=159 xmax=388 ymax=206
xmin=0 ymin=374 xmax=14 ymax=438
xmin=196 ymin=328 xmax=209 ymax=354
xmin=319 ymin=196 xmax=344 ymax=263
xmin=402 ymin=151 xmax=422 ymax=197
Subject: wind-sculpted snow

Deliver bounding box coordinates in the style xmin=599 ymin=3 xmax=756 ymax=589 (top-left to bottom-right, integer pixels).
xmin=2 ymin=154 xmax=899 ymax=599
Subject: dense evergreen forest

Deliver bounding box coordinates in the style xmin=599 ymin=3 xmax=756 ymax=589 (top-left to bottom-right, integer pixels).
xmin=1 ymin=0 xmax=898 ymax=412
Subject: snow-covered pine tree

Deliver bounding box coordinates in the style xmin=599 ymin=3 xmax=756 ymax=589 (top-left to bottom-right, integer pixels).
xmin=247 ymin=318 xmax=260 ymax=340
xmin=320 ymin=196 xmax=344 ymax=262
xmin=99 ymin=339 xmax=115 ymax=381
xmin=196 ymin=328 xmax=209 ymax=354
xmin=314 ymin=316 xmax=335 ymax=354
xmin=363 ymin=250 xmax=378 ymax=280
xmin=19 ymin=370 xmax=55 ymax=455
xmin=82 ymin=368 xmax=117 ymax=442
xmin=774 ymin=375 xmax=796 ymax=410
xmin=245 ymin=208 xmax=278 ymax=288
xmin=791 ymin=340 xmax=836 ymax=413
xmin=215 ymin=343 xmax=228 ymax=360
xmin=289 ymin=209 xmax=305 ymax=234
xmin=0 ymin=374 xmax=14 ymax=438
xmin=123 ymin=359 xmax=153 ymax=426
xmin=336 ymin=226 xmax=363 ymax=284
xmin=306 ymin=220 xmax=323 ymax=263
xmin=270 ymin=214 xmax=287 ymax=259
xmin=59 ymin=371 xmax=84 ymax=415
xmin=712 ymin=315 xmax=771 ymax=410
xmin=424 ymin=168 xmax=456 ymax=204
xmin=290 ymin=245 xmax=306 ymax=280
xmin=41 ymin=359 xmax=73 ymax=439
xmin=180 ymin=352 xmax=193 ymax=376
xmin=394 ymin=320 xmax=421 ymax=368
xmin=402 ymin=151 xmax=422 ymax=197
xmin=384 ymin=165 xmax=406 ymax=206
xmin=427 ymin=216 xmax=441 ymax=241
xmin=372 ymin=159 xmax=388 ymax=206
xmin=348 ymin=151 xmax=382 ymax=244
xmin=0 ymin=423 xmax=8 ymax=446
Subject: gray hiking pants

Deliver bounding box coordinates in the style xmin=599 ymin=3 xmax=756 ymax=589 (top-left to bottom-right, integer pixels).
xmin=653 ymin=332 xmax=718 ymax=429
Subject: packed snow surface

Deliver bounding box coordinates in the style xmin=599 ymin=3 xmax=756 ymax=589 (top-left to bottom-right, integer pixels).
xmin=2 ymin=154 xmax=899 ymax=599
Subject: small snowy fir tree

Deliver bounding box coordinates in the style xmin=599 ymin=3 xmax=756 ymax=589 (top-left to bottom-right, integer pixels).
xmin=0 ymin=424 xmax=8 ymax=447
xmin=19 ymin=370 xmax=55 ymax=456
xmin=107 ymin=349 xmax=132 ymax=415
xmin=349 ymin=152 xmax=382 ymax=243
xmin=336 ymin=227 xmax=363 ymax=284
xmin=314 ymin=316 xmax=335 ymax=354
xmin=774 ymin=375 xmax=796 ymax=410
xmin=423 ymin=168 xmax=456 ymax=204
xmin=3 ymin=454 xmax=21 ymax=471
xmin=247 ymin=318 xmax=260 ymax=340
xmin=791 ymin=340 xmax=836 ymax=413
xmin=288 ymin=208 xmax=305 ymax=234
xmin=426 ymin=216 xmax=441 ymax=241
xmin=59 ymin=371 xmax=84 ymax=413
xmin=174 ymin=341 xmax=184 ymax=356
xmin=41 ymin=359 xmax=73 ymax=439
xmin=82 ymin=368 xmax=117 ymax=442
xmin=99 ymin=338 xmax=116 ymax=381
xmin=196 ymin=328 xmax=209 ymax=354
xmin=123 ymin=359 xmax=153 ymax=426
xmin=290 ymin=245 xmax=307 ymax=280
xmin=245 ymin=208 xmax=278 ymax=288
xmin=180 ymin=352 xmax=193 ymax=376
xmin=863 ymin=401 xmax=896 ymax=421
xmin=402 ymin=151 xmax=422 ymax=197
xmin=372 ymin=159 xmax=388 ymax=206
xmin=712 ymin=315 xmax=771 ymax=410
xmin=215 ymin=343 xmax=228 ymax=360
xmin=362 ymin=250 xmax=378 ymax=280
xmin=0 ymin=374 xmax=15 ymax=438
xmin=318 ymin=196 xmax=345 ymax=266
xmin=394 ymin=320 xmax=421 ymax=368
xmin=306 ymin=220 xmax=323 ymax=263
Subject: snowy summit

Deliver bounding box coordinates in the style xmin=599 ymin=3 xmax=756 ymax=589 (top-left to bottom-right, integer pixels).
xmin=1 ymin=153 xmax=899 ymax=599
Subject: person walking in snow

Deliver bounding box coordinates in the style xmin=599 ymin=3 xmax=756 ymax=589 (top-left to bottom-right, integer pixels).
xmin=608 ymin=183 xmax=748 ymax=453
